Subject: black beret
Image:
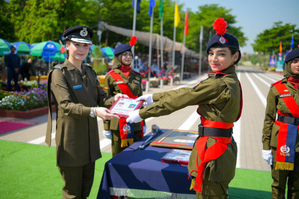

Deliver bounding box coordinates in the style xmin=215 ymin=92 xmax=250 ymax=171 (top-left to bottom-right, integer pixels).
xmin=62 ymin=26 xmax=93 ymax=44
xmin=285 ymin=49 xmax=299 ymax=63
xmin=206 ymin=33 xmax=241 ymax=64
xmin=114 ymin=44 xmax=132 ymax=55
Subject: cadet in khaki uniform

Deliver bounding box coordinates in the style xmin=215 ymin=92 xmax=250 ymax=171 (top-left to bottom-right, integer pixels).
xmin=127 ymin=18 xmax=242 ymax=199
xmin=46 ymin=26 xmax=124 ymax=199
xmin=262 ymin=49 xmax=299 ymax=199
xmin=103 ymin=37 xmax=145 ymax=157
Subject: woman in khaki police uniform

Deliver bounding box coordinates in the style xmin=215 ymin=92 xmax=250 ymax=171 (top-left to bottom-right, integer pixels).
xmin=46 ymin=26 xmax=125 ymax=199
xmin=262 ymin=49 xmax=299 ymax=199
xmin=103 ymin=37 xmax=146 ymax=157
xmin=126 ymin=18 xmax=242 ymax=199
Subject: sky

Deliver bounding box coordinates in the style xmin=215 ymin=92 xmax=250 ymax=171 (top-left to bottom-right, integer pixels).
xmin=181 ymin=0 xmax=299 ymax=54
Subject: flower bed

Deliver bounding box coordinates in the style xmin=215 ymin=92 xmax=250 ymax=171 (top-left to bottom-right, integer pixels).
xmin=0 ymin=83 xmax=55 ymax=118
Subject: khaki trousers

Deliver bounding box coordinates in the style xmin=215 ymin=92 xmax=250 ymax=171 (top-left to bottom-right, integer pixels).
xmin=58 ymin=162 xmax=95 ymax=199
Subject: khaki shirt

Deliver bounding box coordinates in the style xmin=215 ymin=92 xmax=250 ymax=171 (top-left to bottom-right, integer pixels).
xmin=262 ymin=78 xmax=299 ymax=151
xmin=46 ymin=59 xmax=114 ymax=167
xmin=104 ymin=68 xmax=143 ymax=131
xmin=140 ymin=66 xmax=241 ymax=123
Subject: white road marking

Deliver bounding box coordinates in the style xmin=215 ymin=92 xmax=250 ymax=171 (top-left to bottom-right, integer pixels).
xmin=252 ymin=73 xmax=271 ymax=87
xmin=178 ymin=111 xmax=199 ymax=130
xmin=259 ymin=73 xmax=279 ymax=83
xmin=234 ymin=72 xmax=241 ymax=168
xmin=245 ymin=72 xmax=266 ymax=107
xmin=28 ymin=132 xmax=55 ymax=145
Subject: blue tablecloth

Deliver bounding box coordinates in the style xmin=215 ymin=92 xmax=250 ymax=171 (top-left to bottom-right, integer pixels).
xmin=97 ymin=129 xmax=196 ymax=198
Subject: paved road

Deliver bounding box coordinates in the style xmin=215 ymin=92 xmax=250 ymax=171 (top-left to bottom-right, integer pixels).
xmin=0 ymin=66 xmax=283 ymax=172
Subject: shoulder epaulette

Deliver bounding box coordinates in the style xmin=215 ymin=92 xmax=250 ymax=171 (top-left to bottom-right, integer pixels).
xmin=106 ymin=69 xmax=114 ymax=75
xmin=271 ymin=79 xmax=282 ymax=86
xmin=83 ymin=63 xmax=92 ymax=68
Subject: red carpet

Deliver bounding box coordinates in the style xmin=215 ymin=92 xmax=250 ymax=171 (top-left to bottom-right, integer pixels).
xmin=0 ymin=119 xmax=38 ymax=134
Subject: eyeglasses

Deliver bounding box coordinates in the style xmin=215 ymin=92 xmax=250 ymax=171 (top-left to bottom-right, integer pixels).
xmin=122 ymin=52 xmax=133 ymax=57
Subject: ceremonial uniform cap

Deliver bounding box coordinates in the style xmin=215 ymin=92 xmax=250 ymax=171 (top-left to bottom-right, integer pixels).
xmin=206 ymin=18 xmax=241 ymax=63
xmin=285 ymin=49 xmax=299 ymax=63
xmin=114 ymin=36 xmax=137 ymax=55
xmin=62 ymin=26 xmax=93 ymax=44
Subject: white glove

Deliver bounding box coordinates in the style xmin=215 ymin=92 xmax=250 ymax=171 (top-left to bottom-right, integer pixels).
xmin=103 ymin=130 xmax=112 ymax=140
xmin=136 ymin=94 xmax=153 ymax=107
xmin=262 ymin=150 xmax=273 ymax=165
xmin=143 ymin=126 xmax=147 ymax=133
xmin=126 ymin=109 xmax=142 ymax=123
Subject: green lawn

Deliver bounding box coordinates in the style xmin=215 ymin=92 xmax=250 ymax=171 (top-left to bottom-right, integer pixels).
xmin=0 ymin=140 xmax=272 ymax=199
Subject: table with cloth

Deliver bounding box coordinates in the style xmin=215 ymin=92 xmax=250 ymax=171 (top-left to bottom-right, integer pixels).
xmin=97 ymin=129 xmax=196 ymax=199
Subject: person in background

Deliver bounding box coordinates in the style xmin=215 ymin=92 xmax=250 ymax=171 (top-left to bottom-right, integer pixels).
xmin=46 ymin=26 xmax=126 ymax=199
xmin=126 ymin=18 xmax=242 ymax=198
xmin=103 ymin=36 xmax=146 ymax=157
xmin=5 ymin=45 xmax=20 ymax=91
xmin=19 ymin=58 xmax=32 ymax=81
xmin=262 ymin=49 xmax=299 ymax=198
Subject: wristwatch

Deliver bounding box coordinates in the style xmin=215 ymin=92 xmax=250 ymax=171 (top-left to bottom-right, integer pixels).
xmin=90 ymin=107 xmax=97 ymax=118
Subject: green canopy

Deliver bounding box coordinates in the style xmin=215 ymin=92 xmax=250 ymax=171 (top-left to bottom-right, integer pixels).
xmin=0 ymin=38 xmax=11 ymax=55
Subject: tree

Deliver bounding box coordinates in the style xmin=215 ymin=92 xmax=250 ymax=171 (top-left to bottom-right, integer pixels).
xmin=252 ymin=22 xmax=299 ymax=53
xmin=184 ymin=4 xmax=247 ymax=52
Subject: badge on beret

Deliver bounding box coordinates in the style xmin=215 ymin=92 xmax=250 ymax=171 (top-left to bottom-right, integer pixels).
xmin=80 ymin=27 xmax=88 ymax=37
xmin=219 ymin=36 xmax=227 ymax=44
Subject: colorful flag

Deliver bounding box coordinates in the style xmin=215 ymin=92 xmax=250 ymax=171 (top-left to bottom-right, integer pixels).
xmin=279 ymin=42 xmax=282 ymax=53
xmin=148 ymin=0 xmax=155 ymax=17
xmin=132 ymin=0 xmax=141 ymax=14
xmin=159 ymin=0 xmax=163 ymax=19
xmin=174 ymin=4 xmax=180 ymax=28
xmin=291 ymin=34 xmax=294 ymax=49
xmin=184 ymin=9 xmax=188 ymax=35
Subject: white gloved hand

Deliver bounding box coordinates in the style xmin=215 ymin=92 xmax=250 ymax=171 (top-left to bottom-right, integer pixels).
xmin=126 ymin=109 xmax=142 ymax=123
xmin=262 ymin=150 xmax=273 ymax=165
xmin=103 ymin=130 xmax=112 ymax=140
xmin=143 ymin=126 xmax=147 ymax=133
xmin=136 ymin=94 xmax=153 ymax=107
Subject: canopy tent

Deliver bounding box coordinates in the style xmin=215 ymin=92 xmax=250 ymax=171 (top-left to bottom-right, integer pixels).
xmin=102 ymin=22 xmax=201 ymax=59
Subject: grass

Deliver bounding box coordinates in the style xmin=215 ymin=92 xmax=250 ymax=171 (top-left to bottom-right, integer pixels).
xmin=0 ymin=140 xmax=272 ymax=199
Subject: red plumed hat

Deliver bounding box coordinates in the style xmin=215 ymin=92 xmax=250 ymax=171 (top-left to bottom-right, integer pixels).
xmin=213 ymin=18 xmax=228 ymax=36
xmin=130 ymin=36 xmax=137 ymax=47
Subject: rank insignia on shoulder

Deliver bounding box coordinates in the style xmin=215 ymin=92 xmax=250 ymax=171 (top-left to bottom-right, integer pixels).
xmin=55 ymin=65 xmax=62 ymax=69
xmin=133 ymin=80 xmax=140 ymax=84
xmin=135 ymin=76 xmax=140 ymax=81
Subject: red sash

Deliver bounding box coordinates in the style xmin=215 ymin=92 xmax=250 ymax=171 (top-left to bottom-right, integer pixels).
xmin=108 ymin=70 xmax=144 ymax=147
xmin=190 ymin=71 xmax=242 ymax=193
xmin=273 ymin=82 xmax=299 ymax=170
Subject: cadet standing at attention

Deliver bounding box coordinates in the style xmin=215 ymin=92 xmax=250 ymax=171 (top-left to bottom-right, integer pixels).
xmin=46 ymin=26 xmax=126 ymax=199
xmin=126 ymin=18 xmax=243 ymax=199
xmin=262 ymin=49 xmax=299 ymax=198
xmin=103 ymin=37 xmax=146 ymax=157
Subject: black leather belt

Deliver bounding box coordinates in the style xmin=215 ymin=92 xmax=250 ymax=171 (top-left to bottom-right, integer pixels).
xmin=277 ymin=115 xmax=299 ymax=125
xmin=198 ymin=125 xmax=232 ymax=137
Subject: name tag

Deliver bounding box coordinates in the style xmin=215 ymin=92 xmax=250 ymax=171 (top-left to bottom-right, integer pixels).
xmin=280 ymin=93 xmax=292 ymax=97
xmin=116 ymin=81 xmax=125 ymax=84
xmin=73 ymin=85 xmax=83 ymax=90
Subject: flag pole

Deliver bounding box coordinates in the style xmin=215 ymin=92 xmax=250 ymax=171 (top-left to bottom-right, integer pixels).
xmin=172 ymin=0 xmax=177 ymax=72
xmin=148 ymin=6 xmax=154 ymax=80
xmin=180 ymin=8 xmax=187 ymax=82
xmin=132 ymin=0 xmax=137 ymax=67
xmin=160 ymin=14 xmax=164 ymax=76
xmin=199 ymin=25 xmax=203 ymax=76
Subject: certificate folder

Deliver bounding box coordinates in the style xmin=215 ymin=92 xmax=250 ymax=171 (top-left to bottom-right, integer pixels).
xmin=109 ymin=98 xmax=144 ymax=118
xmin=161 ymin=149 xmax=191 ymax=165
xmin=150 ymin=129 xmax=198 ymax=150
